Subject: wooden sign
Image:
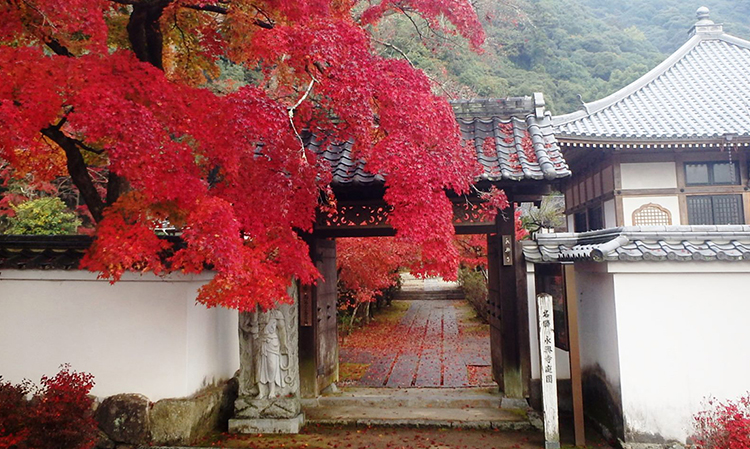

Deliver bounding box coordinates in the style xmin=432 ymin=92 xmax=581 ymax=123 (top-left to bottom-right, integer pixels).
xmin=537 ymin=292 xmax=560 ymax=449
xmin=502 ymin=235 xmax=513 ymax=266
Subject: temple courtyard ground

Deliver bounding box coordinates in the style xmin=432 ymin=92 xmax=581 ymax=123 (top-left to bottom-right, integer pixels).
xmin=338 ymin=298 xmax=493 ymax=388
xmin=154 ymin=285 xmax=613 ymax=448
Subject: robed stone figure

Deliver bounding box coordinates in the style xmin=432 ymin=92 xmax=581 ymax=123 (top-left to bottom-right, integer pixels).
xmin=234 ymin=297 xmax=301 ymax=426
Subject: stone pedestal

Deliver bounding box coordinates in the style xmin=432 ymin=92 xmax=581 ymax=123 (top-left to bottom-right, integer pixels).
xmin=229 ymin=414 xmax=305 ymax=434
xmin=231 ymin=283 xmax=304 ymax=434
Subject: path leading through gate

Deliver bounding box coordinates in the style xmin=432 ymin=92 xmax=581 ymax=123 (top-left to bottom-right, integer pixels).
xmin=339 ymin=278 xmax=493 ymax=388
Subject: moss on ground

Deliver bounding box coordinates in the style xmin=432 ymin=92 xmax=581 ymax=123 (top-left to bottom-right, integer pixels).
xmin=339 ymin=363 xmax=370 ymax=382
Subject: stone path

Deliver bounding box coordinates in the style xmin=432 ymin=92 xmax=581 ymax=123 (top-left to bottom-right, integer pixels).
xmin=340 ymin=299 xmax=492 ymax=388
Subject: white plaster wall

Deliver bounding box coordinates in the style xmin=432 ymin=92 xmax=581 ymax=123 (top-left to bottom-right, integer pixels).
xmin=0 ymin=270 xmax=239 ymax=401
xmin=567 ymin=214 xmax=575 ymax=232
xmin=620 ymin=162 xmax=677 ymax=190
xmin=604 ymin=199 xmax=617 ymax=228
xmin=526 ymin=263 xmax=571 ymax=380
xmin=622 ymin=196 xmax=681 ymax=226
xmin=611 ymin=265 xmax=750 ymax=444
xmin=575 ymin=264 xmax=620 ymax=389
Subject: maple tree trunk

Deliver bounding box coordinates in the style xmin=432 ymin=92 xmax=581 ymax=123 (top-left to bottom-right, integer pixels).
xmin=41 ymin=125 xmax=105 ymax=223
xmin=127 ymin=2 xmax=167 ymax=70
xmin=106 ymin=172 xmax=129 ymax=207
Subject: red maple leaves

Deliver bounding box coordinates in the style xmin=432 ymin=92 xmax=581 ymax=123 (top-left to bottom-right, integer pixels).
xmin=0 ymin=0 xmax=488 ymax=311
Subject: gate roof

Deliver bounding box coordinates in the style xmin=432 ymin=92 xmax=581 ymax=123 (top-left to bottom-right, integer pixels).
xmin=309 ymin=94 xmax=570 ymax=190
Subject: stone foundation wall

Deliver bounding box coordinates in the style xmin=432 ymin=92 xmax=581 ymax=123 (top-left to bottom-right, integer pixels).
xmin=95 ymin=379 xmax=238 ymax=448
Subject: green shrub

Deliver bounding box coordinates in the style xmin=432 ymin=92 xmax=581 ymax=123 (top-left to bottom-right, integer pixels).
xmin=5 ymin=197 xmax=81 ymax=235
xmin=458 ymin=266 xmax=488 ymax=322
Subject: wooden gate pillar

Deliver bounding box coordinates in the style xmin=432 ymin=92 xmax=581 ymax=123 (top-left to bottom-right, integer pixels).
xmin=487 ymin=230 xmax=504 ymax=388
xmin=488 ymin=204 xmax=531 ymax=398
xmin=299 ymin=237 xmax=338 ymax=398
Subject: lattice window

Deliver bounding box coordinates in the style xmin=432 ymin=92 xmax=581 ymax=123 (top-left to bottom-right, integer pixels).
xmin=632 ymin=203 xmax=672 ymax=226
xmin=687 ymin=195 xmax=744 ymax=225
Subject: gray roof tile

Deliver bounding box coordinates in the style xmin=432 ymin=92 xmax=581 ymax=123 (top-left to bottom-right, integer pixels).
xmin=312 ymin=96 xmax=571 ymax=187
xmin=522 ymin=225 xmax=750 ymax=263
xmin=554 ymin=19 xmax=750 ymax=141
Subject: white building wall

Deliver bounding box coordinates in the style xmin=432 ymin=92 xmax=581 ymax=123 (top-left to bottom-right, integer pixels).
xmin=611 ymin=263 xmax=750 ymax=444
xmin=0 ymin=270 xmax=239 ymax=401
xmin=603 ymin=199 xmax=617 ymax=228
xmin=620 ymin=162 xmax=677 ymax=190
xmin=622 ymin=196 xmax=681 ymax=226
xmin=575 ymin=264 xmax=620 ymax=388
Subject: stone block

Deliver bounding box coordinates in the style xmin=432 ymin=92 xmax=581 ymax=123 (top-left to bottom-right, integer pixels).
xmin=150 ymin=379 xmax=237 ymax=446
xmin=229 ymin=414 xmax=305 ymax=434
xmin=95 ymin=393 xmax=150 ymax=446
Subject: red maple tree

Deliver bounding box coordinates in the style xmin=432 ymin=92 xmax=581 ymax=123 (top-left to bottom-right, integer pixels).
xmin=0 ymin=0 xmax=487 ymax=311
xmin=337 ymin=237 xmax=420 ymax=304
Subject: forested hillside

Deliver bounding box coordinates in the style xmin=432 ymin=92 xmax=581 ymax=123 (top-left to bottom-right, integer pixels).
xmin=376 ymin=0 xmax=750 ymax=114
xmin=579 ymin=0 xmax=750 ymax=53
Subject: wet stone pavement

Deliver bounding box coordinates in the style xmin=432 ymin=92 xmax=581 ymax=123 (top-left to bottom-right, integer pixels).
xmin=339 ymin=299 xmax=493 ymax=388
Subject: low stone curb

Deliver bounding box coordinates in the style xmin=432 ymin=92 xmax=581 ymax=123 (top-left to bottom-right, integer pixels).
xmin=305 ymin=417 xmax=534 ymax=430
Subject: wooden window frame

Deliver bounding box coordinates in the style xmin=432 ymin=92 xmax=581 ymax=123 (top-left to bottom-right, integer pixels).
xmin=632 ymin=203 xmax=672 ymax=226
xmin=685 ymin=161 xmax=740 ymax=186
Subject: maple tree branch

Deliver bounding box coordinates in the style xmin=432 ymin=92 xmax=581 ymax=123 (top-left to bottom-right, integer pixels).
xmin=288 ymin=76 xmax=317 ymax=162
xmin=44 ymin=38 xmax=73 ymax=57
xmin=251 ymin=4 xmax=275 ymax=29
xmin=372 ymin=39 xmax=455 ymax=99
xmin=398 ymin=7 xmax=425 ymax=42
xmin=373 ymin=38 xmax=415 ymax=66
xmin=180 ymin=3 xmax=276 ymax=29
xmin=182 ymin=3 xmax=228 ymax=14
xmin=41 ymin=124 xmax=105 ymax=223
xmin=19 ymin=0 xmax=75 ymax=57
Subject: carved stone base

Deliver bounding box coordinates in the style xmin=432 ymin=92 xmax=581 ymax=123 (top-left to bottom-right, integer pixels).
xmin=229 ymin=414 xmax=305 ymax=434
xmin=234 ymin=396 xmax=301 ymax=419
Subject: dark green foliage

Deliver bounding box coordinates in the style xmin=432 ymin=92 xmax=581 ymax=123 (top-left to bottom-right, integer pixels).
xmin=375 ymin=0 xmax=749 ymax=114
xmin=579 ymin=0 xmax=750 ymax=53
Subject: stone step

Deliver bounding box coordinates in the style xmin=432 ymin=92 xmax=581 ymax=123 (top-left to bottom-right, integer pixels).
xmin=303 ymin=387 xmax=503 ymax=409
xmin=302 ymin=406 xmax=533 ymax=430
xmin=393 ymin=292 xmax=464 ymax=301
xmin=393 ymin=291 xmax=465 ymax=301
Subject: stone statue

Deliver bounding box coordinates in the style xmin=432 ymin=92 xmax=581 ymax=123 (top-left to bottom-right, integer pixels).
xmin=238 ymin=308 xmax=292 ymax=399
xmin=232 ymin=285 xmax=302 ymax=433
xmin=257 ymin=309 xmax=288 ymax=399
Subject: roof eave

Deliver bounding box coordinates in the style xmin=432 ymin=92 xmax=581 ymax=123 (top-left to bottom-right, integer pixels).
xmin=556 ymin=134 xmax=750 ymax=147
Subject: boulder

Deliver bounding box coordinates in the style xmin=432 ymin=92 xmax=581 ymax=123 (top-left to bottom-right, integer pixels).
xmin=95 ymin=393 xmax=150 ymax=445
xmin=94 ymin=429 xmax=115 ymax=449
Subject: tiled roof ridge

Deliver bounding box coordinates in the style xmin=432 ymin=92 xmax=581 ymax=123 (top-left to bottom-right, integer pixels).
xmin=314 ymin=92 xmax=571 ymax=186
xmin=451 ymin=94 xmax=546 ymax=119
xmin=523 ymin=225 xmax=750 ymax=263
xmin=553 ymin=9 xmax=750 ymax=139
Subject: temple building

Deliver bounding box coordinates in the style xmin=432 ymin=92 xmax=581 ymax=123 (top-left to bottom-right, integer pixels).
xmin=554 ymin=6 xmax=750 ymax=231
